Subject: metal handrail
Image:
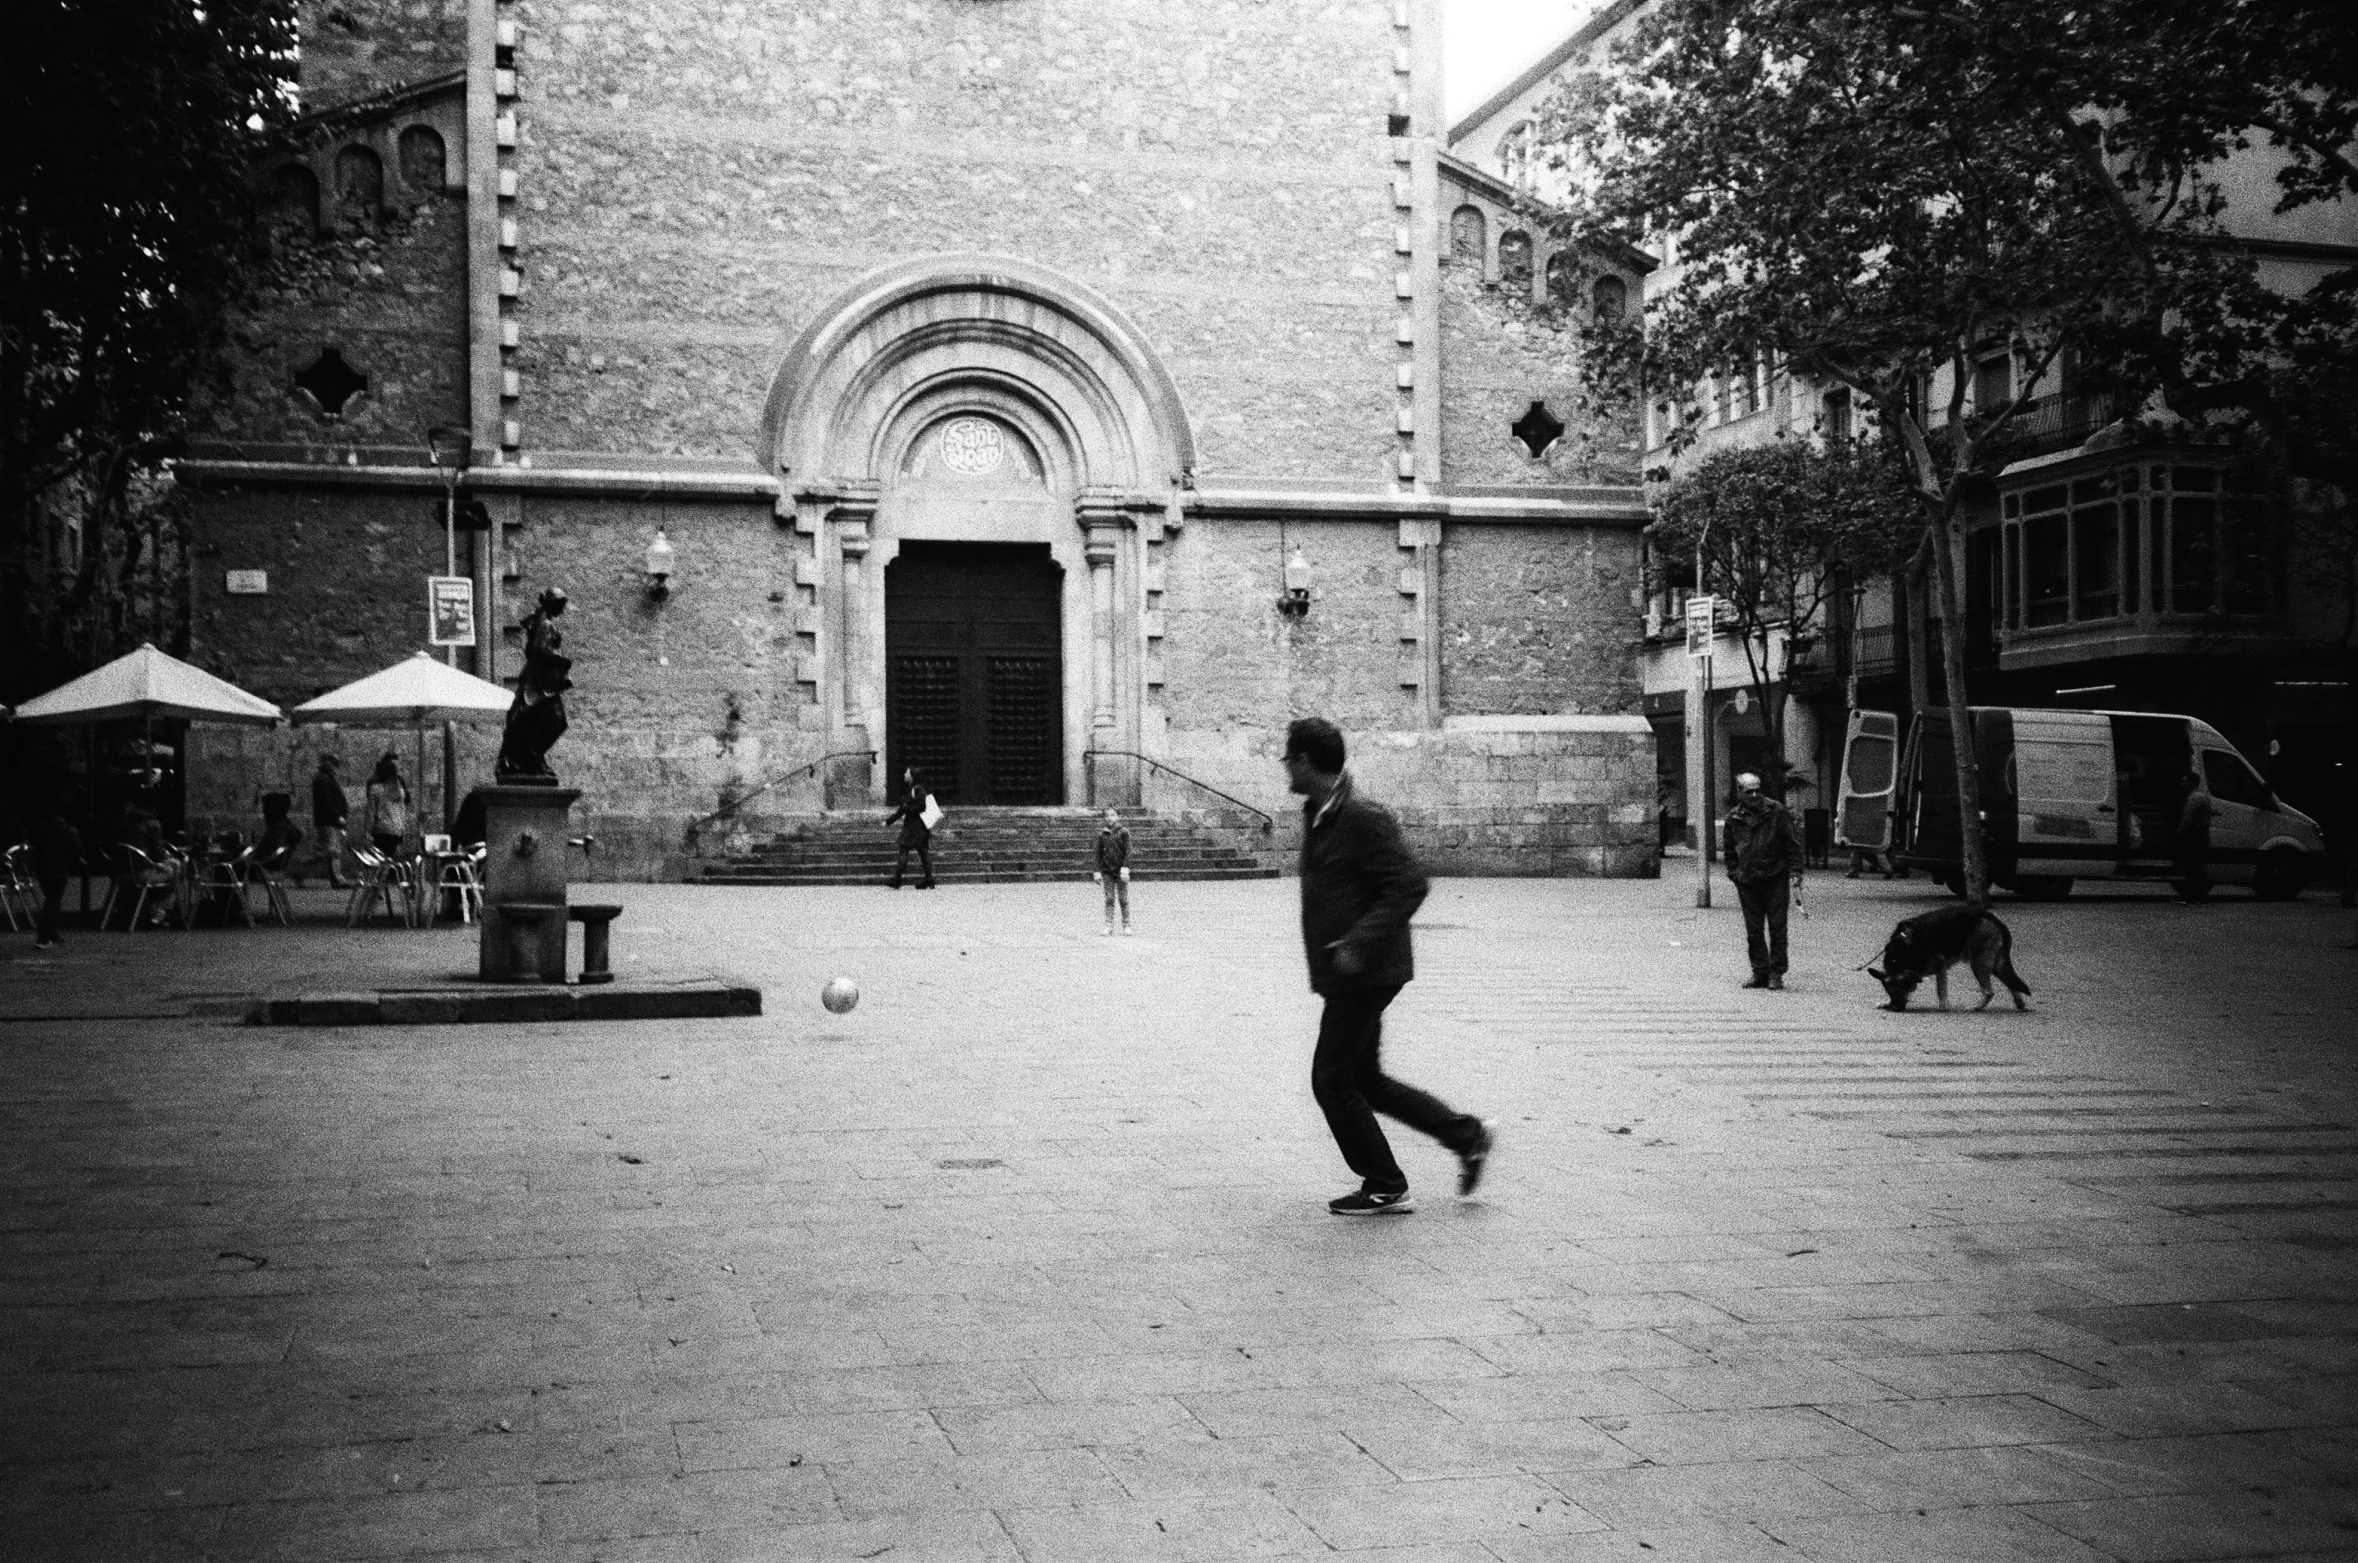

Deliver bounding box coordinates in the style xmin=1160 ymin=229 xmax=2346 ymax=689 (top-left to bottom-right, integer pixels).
xmin=685 ymin=749 xmax=877 ymax=843
xmin=1083 ymin=749 xmax=1275 ymax=835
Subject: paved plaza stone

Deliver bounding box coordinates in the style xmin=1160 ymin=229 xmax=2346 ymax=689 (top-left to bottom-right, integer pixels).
xmin=2 ymin=873 xmax=2354 ymax=1562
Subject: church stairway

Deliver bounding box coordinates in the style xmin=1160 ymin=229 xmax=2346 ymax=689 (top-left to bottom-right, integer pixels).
xmin=691 ymin=807 xmax=1281 ymax=887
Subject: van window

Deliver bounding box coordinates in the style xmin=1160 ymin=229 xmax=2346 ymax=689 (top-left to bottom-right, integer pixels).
xmin=2202 ymin=750 xmax=2269 ymax=809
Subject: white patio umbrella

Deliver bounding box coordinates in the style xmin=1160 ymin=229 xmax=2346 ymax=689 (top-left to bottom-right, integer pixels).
xmin=11 ymin=642 xmax=283 ymax=727
xmin=10 ymin=644 xmax=284 ymax=905
xmin=290 ymin=651 xmax=513 ymax=834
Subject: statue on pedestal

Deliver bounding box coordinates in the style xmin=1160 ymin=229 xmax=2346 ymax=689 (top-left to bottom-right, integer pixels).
xmin=497 ymin=587 xmax=573 ymax=781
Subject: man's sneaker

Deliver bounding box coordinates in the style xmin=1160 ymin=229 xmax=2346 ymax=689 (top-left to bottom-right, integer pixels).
xmin=1742 ymin=975 xmax=1770 ymax=989
xmin=1121 ymin=925 xmax=1135 ymax=936
xmin=1766 ymin=975 xmax=1785 ymax=991
xmin=1328 ymin=1188 xmax=1414 ymax=1216
xmin=1457 ymin=1120 xmax=1496 ymax=1198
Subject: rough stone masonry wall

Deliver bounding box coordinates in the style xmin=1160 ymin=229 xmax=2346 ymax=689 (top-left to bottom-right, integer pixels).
xmin=505 ymin=0 xmax=1404 ymax=480
xmin=1350 ymin=718 xmax=1657 ymax=877
xmin=1438 ymin=266 xmax=1642 ymax=488
xmin=1149 ymin=516 xmax=1654 ymax=876
xmin=297 ymin=0 xmax=468 ymax=112
xmin=190 ymin=179 xmax=469 ymax=455
xmin=1144 ymin=716 xmax=1657 ymax=879
xmin=499 ymin=495 xmax=819 ymax=880
xmin=184 ymin=485 xmax=497 ymax=834
xmin=1439 ymin=523 xmax=1645 ymax=717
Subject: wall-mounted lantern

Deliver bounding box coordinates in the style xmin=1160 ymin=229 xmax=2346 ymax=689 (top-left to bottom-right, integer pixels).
xmin=644 ymin=528 xmax=677 ymax=598
xmin=1278 ymin=545 xmax=1312 ymax=618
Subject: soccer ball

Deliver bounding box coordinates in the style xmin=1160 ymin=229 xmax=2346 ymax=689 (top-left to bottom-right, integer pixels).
xmin=821 ymin=977 xmax=860 ymax=1014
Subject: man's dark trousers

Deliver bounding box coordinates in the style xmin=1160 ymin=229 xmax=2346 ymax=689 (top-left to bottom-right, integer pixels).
xmin=36 ymin=873 xmax=66 ymax=943
xmin=1735 ymin=876 xmax=1790 ymax=979
xmin=1312 ymin=983 xmax=1481 ymax=1198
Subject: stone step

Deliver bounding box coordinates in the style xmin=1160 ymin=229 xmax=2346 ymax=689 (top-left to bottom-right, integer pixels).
xmin=696 ymin=865 xmax=1280 ymax=885
xmin=689 ymin=805 xmax=1280 ymax=887
xmin=730 ymin=844 xmax=1258 ymax=864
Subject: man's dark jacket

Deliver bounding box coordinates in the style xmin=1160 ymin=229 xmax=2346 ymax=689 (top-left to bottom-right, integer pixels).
xmin=1723 ymin=793 xmax=1803 ymax=885
xmin=28 ymin=816 xmax=81 ymax=880
xmin=1299 ymin=775 xmax=1428 ymax=994
xmin=311 ymin=767 xmax=349 ymax=829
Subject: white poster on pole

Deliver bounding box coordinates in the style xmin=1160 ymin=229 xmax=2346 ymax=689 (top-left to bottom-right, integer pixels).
xmin=429 ymin=576 xmax=477 ymax=646
xmin=1684 ymin=594 xmax=1716 ymax=661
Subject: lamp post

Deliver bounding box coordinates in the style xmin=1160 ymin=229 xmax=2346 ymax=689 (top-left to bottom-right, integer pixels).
xmin=426 ymin=424 xmax=472 ymax=667
xmin=426 ymin=423 xmax=472 ymax=832
xmin=1695 ymin=528 xmax=1714 ymax=910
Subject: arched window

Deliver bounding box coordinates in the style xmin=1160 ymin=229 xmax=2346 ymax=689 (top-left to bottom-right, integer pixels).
xmin=268 ymin=163 xmax=320 ymax=236
xmin=334 ymin=144 xmax=383 ymax=223
xmin=1449 ymin=205 xmax=1487 ymax=267
xmin=1544 ymin=251 xmax=1577 ymax=306
xmin=1498 ymin=230 xmax=1532 ymax=287
xmin=1591 ymin=275 xmax=1627 ymax=326
xmin=397 ymin=125 xmax=446 ymax=192
xmin=1500 ymin=121 xmax=1532 ymax=189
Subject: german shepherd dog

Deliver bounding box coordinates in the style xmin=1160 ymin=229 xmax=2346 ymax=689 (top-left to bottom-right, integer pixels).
xmin=1868 ymin=905 xmax=2033 ymax=1012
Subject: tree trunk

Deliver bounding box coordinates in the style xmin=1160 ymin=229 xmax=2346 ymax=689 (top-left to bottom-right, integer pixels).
xmin=1904 ymin=552 xmax=1932 ymax=720
xmin=1927 ymin=504 xmax=1991 ymax=906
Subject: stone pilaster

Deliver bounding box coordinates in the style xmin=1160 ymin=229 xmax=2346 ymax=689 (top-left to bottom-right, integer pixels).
xmin=1399 ymin=516 xmax=1443 ymax=726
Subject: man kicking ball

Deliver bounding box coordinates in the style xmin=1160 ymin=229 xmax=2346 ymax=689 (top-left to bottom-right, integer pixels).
xmin=1283 ymin=716 xmax=1493 ymax=1215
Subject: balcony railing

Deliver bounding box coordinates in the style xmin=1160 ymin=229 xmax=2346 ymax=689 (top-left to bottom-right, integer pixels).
xmin=1927 ymin=390 xmax=2122 ymax=452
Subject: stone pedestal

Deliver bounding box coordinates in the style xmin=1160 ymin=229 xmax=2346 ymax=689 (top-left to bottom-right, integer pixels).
xmin=476 ymin=785 xmax=580 ymax=982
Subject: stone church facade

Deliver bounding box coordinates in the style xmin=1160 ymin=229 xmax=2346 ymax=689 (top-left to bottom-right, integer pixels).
xmin=177 ymin=0 xmax=1658 ymax=878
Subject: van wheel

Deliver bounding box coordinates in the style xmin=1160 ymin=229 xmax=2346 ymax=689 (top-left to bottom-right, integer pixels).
xmin=2253 ymin=849 xmax=2308 ymax=902
xmin=2011 ymin=875 xmax=2074 ymax=901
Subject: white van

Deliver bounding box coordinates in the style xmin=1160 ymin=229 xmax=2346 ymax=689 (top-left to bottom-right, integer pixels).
xmin=1837 ymin=706 xmax=2328 ymax=900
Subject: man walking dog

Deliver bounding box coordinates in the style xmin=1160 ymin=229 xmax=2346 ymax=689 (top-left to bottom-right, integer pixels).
xmin=1725 ymin=770 xmax=1805 ymax=990
xmin=1284 ymin=717 xmax=1492 ymax=1216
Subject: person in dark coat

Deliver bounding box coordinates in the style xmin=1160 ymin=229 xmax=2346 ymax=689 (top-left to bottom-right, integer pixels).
xmin=310 ymin=754 xmax=350 ymax=889
xmin=27 ymin=806 xmax=81 ymax=949
xmin=883 ymin=766 xmax=936 ymax=889
xmin=1724 ymin=770 xmax=1805 ymax=989
xmin=1285 ymin=716 xmax=1491 ymax=1216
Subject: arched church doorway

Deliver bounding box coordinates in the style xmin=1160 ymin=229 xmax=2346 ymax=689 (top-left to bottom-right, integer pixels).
xmin=885 ymin=542 xmax=1064 ymax=805
xmin=761 ymin=255 xmax=1198 ymax=806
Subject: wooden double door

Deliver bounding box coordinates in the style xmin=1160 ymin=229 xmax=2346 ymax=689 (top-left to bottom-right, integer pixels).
xmin=884 ymin=542 xmax=1064 ymax=806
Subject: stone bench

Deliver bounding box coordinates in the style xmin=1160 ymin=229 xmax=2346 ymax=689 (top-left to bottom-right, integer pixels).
xmin=569 ymin=903 xmax=623 ymax=985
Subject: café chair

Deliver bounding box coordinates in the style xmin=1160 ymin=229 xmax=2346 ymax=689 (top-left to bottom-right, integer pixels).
xmin=0 ymin=844 xmax=37 ymax=932
xmin=345 ymin=842 xmax=415 ymax=928
xmin=103 ymin=843 xmax=184 ymax=931
xmin=431 ymin=844 xmax=485 ymax=926
xmin=244 ymin=843 xmax=297 ymax=927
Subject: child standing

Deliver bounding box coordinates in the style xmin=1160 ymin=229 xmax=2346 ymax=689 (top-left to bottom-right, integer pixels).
xmin=1093 ymin=808 xmax=1132 ymax=935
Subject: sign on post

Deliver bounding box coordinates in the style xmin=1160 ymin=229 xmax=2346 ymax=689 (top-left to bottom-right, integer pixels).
xmin=1684 ymin=593 xmax=1717 ymax=660
xmin=428 ymin=576 xmax=477 ymax=647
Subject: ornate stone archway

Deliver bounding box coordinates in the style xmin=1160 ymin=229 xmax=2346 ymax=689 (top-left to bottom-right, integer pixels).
xmin=763 ymin=255 xmax=1192 ymax=806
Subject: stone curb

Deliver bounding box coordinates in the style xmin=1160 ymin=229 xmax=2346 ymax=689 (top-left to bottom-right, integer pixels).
xmin=246 ymin=983 xmax=761 ymax=1026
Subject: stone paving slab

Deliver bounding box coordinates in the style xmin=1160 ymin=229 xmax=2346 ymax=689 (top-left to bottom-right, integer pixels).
xmin=2 ymin=874 xmax=2355 ymax=1560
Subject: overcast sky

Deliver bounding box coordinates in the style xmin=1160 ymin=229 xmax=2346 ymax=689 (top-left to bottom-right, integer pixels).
xmin=1444 ymin=0 xmax=1594 ymax=125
